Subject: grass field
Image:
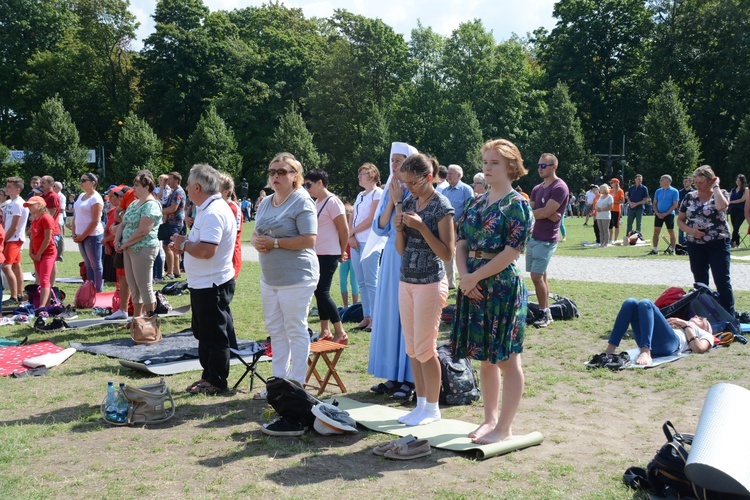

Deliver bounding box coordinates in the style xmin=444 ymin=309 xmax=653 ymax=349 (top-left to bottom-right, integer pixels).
xmin=0 ymin=226 xmax=748 ymax=498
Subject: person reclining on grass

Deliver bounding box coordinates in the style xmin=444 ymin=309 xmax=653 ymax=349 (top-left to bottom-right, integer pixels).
xmin=587 ymin=298 xmax=714 ymax=369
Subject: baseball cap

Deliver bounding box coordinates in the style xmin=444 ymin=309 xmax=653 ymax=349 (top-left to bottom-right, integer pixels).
xmin=23 ymin=196 xmax=46 ymax=207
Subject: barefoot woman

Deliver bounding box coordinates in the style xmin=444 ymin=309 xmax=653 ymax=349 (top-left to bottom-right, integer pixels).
xmin=451 ymin=139 xmax=532 ymax=444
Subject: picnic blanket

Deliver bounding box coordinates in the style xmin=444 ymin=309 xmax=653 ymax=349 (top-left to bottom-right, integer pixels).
xmin=0 ymin=341 xmax=66 ymax=376
xmin=71 ymin=330 xmax=263 ymax=365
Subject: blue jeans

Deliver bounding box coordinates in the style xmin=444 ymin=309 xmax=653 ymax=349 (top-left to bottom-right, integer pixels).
xmin=78 ymin=234 xmax=103 ymax=292
xmin=350 ymin=245 xmax=381 ymax=318
xmin=686 ymin=238 xmax=734 ymax=315
xmin=608 ymin=299 xmax=680 ymax=356
xmin=153 ymin=251 xmax=163 ymax=279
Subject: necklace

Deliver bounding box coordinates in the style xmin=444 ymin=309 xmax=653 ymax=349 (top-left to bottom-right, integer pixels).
xmin=272 ymin=189 xmax=293 ymax=207
xmin=416 ymin=190 xmax=436 ymax=212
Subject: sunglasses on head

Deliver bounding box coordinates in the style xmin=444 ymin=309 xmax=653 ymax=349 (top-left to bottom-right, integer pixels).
xmin=268 ymin=168 xmax=291 ymax=177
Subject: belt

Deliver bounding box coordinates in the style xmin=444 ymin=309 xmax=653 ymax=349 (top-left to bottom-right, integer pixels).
xmin=470 ymin=250 xmax=498 ymax=260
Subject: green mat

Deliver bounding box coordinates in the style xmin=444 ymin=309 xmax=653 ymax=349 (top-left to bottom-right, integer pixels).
xmin=331 ymin=397 xmax=543 ymax=460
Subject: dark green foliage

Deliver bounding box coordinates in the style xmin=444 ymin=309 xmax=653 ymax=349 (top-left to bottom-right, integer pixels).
xmin=183 ymin=105 xmax=242 ymax=179
xmin=267 ymin=104 xmax=324 ymax=174
xmin=639 ymin=81 xmax=701 ymax=186
xmin=111 ymin=115 xmax=164 ymax=183
xmin=24 ymin=96 xmax=88 ymax=187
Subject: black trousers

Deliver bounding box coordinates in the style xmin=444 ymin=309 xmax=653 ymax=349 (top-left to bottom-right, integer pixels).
xmin=190 ymin=278 xmax=236 ymax=389
xmin=315 ymin=254 xmax=341 ymax=323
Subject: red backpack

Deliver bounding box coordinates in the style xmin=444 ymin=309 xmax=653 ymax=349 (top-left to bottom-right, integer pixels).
xmin=75 ymin=280 xmax=97 ymax=309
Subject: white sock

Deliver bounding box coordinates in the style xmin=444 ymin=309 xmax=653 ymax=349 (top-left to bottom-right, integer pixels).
xmin=406 ymin=401 xmax=441 ymax=426
xmin=398 ymin=397 xmax=426 ymax=424
xmin=653 ymin=246 xmax=658 ymax=251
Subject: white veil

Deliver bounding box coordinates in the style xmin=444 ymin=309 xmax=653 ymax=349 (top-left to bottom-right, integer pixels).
xmin=361 ymin=142 xmax=419 ymax=258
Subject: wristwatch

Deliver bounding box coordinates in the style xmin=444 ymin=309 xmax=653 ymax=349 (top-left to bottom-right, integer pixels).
xmin=273 ymin=238 xmax=279 ymax=249
xmin=180 ymin=239 xmax=188 ymax=252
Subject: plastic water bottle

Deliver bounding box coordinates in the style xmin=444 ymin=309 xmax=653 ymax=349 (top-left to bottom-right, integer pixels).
xmin=104 ymin=381 xmax=117 ymax=422
xmin=115 ymin=383 xmax=129 ymax=423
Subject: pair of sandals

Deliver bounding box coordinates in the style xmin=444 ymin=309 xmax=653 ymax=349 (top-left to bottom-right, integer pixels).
xmin=186 ymin=379 xmax=225 ymax=396
xmin=371 ymin=380 xmax=414 ymax=400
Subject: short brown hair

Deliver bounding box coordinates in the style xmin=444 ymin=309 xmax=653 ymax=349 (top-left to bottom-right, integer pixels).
xmin=169 ymin=171 xmax=182 ymax=183
xmin=693 ymin=165 xmax=716 ymax=182
xmin=481 ymin=139 xmax=528 ymax=182
xmin=5 ymin=177 xmax=24 ymax=190
xmin=133 ymin=170 xmax=156 ymax=193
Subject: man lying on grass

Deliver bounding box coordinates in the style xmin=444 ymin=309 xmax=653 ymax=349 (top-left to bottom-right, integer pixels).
xmin=587 ymin=298 xmax=713 ymax=370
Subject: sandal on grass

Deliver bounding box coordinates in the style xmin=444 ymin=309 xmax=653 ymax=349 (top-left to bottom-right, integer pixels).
xmin=188 ymin=381 xmax=225 ymax=396
xmin=186 ymin=379 xmax=205 ymax=392
xmin=392 ymin=383 xmax=415 ymax=400
xmin=370 ymin=380 xmax=398 ymax=394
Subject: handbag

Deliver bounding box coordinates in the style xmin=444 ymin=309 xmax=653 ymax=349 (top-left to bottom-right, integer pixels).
xmin=101 ymin=378 xmax=175 ymax=426
xmin=157 ymin=223 xmax=169 ymax=241
xmin=112 ymin=250 xmax=124 ymax=269
xmin=131 ymin=314 xmax=162 ymax=345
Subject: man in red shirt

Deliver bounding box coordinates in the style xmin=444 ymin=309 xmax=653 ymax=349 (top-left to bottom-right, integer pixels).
xmin=39 ymin=176 xmax=61 ymax=285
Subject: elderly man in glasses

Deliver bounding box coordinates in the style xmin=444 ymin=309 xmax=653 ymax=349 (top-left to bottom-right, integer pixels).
xmin=527 ymin=154 xmax=569 ymax=328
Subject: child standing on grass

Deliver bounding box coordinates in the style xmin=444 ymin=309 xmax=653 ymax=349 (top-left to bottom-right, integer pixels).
xmin=25 ymin=196 xmax=57 ymax=307
xmin=394 ymin=154 xmax=455 ymax=426
xmin=596 ymin=184 xmax=613 ymax=247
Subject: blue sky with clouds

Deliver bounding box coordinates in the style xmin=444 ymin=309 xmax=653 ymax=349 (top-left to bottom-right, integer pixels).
xmin=127 ymin=0 xmax=559 ymax=50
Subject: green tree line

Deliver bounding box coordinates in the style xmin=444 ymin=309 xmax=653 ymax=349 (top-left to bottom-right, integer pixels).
xmin=1 ymin=0 xmax=748 ymax=198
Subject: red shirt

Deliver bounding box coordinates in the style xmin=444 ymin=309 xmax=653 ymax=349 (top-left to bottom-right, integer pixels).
xmin=228 ymin=201 xmax=242 ymax=279
xmin=41 ymin=190 xmax=61 ymax=235
xmin=31 ymin=213 xmax=56 ymax=256
xmin=105 ymin=206 xmax=117 ymax=248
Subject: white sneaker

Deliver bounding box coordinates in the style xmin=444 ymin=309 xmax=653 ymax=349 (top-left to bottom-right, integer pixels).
xmin=105 ymin=309 xmax=128 ymax=320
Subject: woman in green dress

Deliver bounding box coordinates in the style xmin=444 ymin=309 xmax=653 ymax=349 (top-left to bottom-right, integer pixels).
xmin=451 ymin=139 xmax=533 ymax=444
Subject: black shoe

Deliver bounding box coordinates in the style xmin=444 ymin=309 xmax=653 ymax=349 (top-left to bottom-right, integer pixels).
xmin=33 ymin=316 xmax=47 ymax=331
xmin=39 ymin=318 xmax=69 ymax=332
xmin=606 ymin=352 xmax=631 ymax=370
xmin=261 ymin=417 xmax=307 ymax=436
xmin=585 ymin=352 xmax=612 ymax=368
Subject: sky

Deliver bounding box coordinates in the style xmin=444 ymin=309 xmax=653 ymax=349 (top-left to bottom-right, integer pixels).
xmin=127 ymin=0 xmax=559 ymax=50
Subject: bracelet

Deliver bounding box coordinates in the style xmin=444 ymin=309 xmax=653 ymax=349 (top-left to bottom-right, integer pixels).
xmin=394 ymin=201 xmax=403 ymax=206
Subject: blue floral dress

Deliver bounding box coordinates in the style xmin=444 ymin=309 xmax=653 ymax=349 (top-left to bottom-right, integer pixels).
xmin=450 ymin=191 xmax=533 ymax=363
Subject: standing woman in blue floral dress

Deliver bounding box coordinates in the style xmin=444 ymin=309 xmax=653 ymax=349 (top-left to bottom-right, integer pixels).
xmin=451 ymin=139 xmax=532 ymax=444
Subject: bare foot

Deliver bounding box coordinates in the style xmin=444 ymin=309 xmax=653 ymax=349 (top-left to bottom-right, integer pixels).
xmin=472 ymin=429 xmax=513 ymax=444
xmin=468 ymin=421 xmax=497 ymax=439
xmin=636 ymin=351 xmax=652 ymax=365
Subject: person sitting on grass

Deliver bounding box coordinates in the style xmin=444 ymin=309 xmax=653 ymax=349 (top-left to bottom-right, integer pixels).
xmin=587 ymin=298 xmax=714 ymax=369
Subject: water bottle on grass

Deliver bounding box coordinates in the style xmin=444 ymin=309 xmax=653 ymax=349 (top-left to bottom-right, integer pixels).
xmin=115 ymin=383 xmax=129 ymax=423
xmin=104 ymin=381 xmax=117 ymax=422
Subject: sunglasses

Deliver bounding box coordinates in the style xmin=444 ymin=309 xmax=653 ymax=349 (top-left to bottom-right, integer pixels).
xmin=80 ymin=178 xmax=91 ymax=183
xmin=268 ymin=168 xmax=291 ymax=177
xmin=303 ymin=181 xmax=313 ymax=189
xmin=537 ymin=163 xmax=555 ymax=169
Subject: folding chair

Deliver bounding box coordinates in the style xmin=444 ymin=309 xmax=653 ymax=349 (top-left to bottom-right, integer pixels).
xmin=304 ymin=339 xmax=348 ymax=396
xmin=740 ymin=228 xmax=750 ymax=248
xmin=230 ymin=342 xmax=270 ymax=392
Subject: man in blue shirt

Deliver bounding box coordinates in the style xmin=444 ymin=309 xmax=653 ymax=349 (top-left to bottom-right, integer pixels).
xmin=649 ymin=175 xmax=680 ymax=255
xmin=625 ymin=174 xmax=649 ymax=238
xmin=441 ymin=164 xmax=474 ymax=288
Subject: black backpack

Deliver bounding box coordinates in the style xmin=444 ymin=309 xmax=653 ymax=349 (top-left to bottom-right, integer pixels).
xmin=154 ymin=291 xmax=172 ymax=314
xmin=438 ymin=343 xmax=480 ymax=405
xmin=661 ymin=283 xmax=740 ymax=336
xmin=265 ymin=377 xmax=319 ymax=427
xmin=646 ymin=421 xmax=718 ymax=500
xmin=340 ymin=303 xmax=363 ymax=323
xmin=549 ymin=295 xmax=579 ymax=320
xmin=161 ymin=281 xmax=189 ymax=296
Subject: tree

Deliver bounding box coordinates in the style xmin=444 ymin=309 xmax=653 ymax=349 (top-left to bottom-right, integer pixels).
xmin=24 ymin=96 xmax=88 ymax=186
xmin=111 ymin=115 xmax=164 ymax=182
xmin=529 ymin=82 xmax=595 ymax=184
xmin=534 ymin=0 xmax=653 ymax=152
xmin=15 ymin=0 xmax=140 ymax=155
xmin=0 ymin=0 xmax=75 ymax=146
xmin=182 ymin=106 xmax=242 ymax=179
xmin=267 ymin=104 xmax=323 ymax=173
xmin=639 ymin=81 xmax=701 ymax=186
xmin=439 ymin=103 xmax=483 ymax=172
xmin=728 ymin=114 xmax=750 ymax=180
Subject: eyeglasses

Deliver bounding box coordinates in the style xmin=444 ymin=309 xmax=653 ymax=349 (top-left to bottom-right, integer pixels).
xmin=267 ymin=168 xmax=291 ymax=177
xmin=537 ymin=163 xmax=556 ymax=169
xmin=303 ymin=181 xmax=313 ymax=189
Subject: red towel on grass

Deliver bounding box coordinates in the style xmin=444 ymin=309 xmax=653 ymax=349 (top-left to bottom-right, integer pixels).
xmin=0 ymin=341 xmax=65 ymax=376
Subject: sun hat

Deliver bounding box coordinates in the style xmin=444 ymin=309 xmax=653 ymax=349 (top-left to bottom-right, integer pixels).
xmin=23 ymin=196 xmax=46 ymax=208
xmin=311 ymin=403 xmax=357 ymax=433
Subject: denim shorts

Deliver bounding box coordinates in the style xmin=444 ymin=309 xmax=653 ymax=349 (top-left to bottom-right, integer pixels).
xmin=525 ymin=238 xmax=558 ymax=275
